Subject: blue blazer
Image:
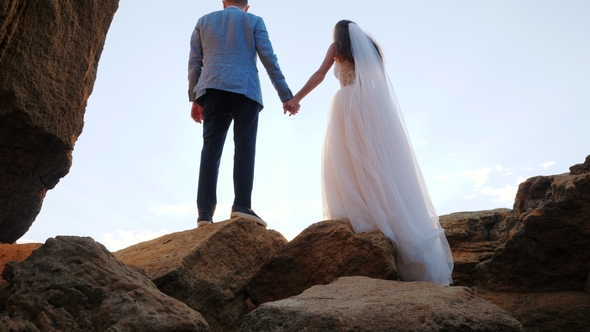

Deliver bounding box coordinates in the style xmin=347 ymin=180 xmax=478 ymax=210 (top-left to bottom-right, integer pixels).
xmin=188 ymin=7 xmax=292 ymax=107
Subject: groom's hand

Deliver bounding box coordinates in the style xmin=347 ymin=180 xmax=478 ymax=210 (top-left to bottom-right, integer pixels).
xmin=191 ymin=102 xmax=204 ymax=123
xmin=283 ymin=98 xmax=301 ymax=116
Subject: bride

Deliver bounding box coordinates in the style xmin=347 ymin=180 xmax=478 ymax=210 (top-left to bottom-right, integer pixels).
xmin=286 ymin=20 xmax=454 ymax=285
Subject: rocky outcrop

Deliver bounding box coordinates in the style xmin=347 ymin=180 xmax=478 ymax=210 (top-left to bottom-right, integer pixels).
xmin=477 ymin=156 xmax=590 ymax=293
xmin=0 ymin=242 xmax=41 ymax=287
xmin=570 ymin=155 xmax=590 ymax=175
xmin=476 ymin=288 xmax=590 ymax=332
xmin=239 ymin=276 xmax=524 ymax=332
xmin=440 ymin=209 xmax=511 ymax=287
xmin=439 ymin=156 xmax=590 ymax=331
xmin=115 ymin=218 xmax=287 ymax=332
xmin=0 ymin=236 xmax=208 ymax=331
xmin=246 ymin=220 xmax=398 ymax=306
xmin=0 ymin=0 xmax=119 ymax=243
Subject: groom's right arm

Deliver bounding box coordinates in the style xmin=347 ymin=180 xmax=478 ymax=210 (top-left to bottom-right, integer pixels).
xmin=188 ymin=20 xmax=203 ymax=102
xmin=253 ymin=17 xmax=292 ymax=103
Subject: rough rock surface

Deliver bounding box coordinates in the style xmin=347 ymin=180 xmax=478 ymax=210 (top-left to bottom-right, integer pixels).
xmin=0 ymin=0 xmax=119 ymax=243
xmin=115 ymin=218 xmax=287 ymax=332
xmin=477 ymin=155 xmax=590 ymax=292
xmin=0 ymin=236 xmax=208 ymax=331
xmin=247 ymin=220 xmax=398 ymax=306
xmin=570 ymin=155 xmax=590 ymax=175
xmin=439 ymin=209 xmax=510 ymax=287
xmin=239 ymin=276 xmax=524 ymax=332
xmin=476 ymin=289 xmax=590 ymax=332
xmin=0 ymin=242 xmax=41 ymax=286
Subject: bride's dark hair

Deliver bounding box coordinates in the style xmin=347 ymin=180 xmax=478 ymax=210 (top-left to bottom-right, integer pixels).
xmin=334 ymin=20 xmax=382 ymax=64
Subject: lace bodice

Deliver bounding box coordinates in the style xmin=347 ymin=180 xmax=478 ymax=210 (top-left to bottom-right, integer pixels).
xmin=334 ymin=60 xmax=355 ymax=87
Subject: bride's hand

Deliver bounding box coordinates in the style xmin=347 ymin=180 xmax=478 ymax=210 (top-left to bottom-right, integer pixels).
xmin=283 ymin=98 xmax=301 ymax=116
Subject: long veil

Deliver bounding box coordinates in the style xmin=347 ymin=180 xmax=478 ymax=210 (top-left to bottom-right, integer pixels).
xmin=325 ymin=23 xmax=454 ymax=284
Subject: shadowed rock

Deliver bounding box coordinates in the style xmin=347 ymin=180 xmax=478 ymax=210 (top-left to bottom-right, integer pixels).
xmin=476 ymin=288 xmax=590 ymax=332
xmin=440 ymin=209 xmax=510 ymax=286
xmin=247 ymin=220 xmax=398 ymax=306
xmin=0 ymin=242 xmax=41 ymax=287
xmin=239 ymin=276 xmax=524 ymax=332
xmin=0 ymin=0 xmax=119 ymax=243
xmin=476 ymin=156 xmax=590 ymax=292
xmin=115 ymin=218 xmax=287 ymax=332
xmin=0 ymin=236 xmax=208 ymax=331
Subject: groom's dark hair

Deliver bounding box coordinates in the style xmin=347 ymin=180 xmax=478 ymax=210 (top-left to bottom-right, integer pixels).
xmin=230 ymin=0 xmax=248 ymax=7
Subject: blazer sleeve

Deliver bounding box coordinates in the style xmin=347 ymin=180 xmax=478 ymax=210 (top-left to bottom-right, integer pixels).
xmin=253 ymin=18 xmax=293 ymax=103
xmin=188 ymin=20 xmax=203 ymax=102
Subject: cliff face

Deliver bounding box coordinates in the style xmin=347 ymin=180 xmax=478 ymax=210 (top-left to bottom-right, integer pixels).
xmin=0 ymin=0 xmax=119 ymax=243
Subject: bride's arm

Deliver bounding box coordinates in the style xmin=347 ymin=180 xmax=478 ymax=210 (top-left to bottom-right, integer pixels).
xmin=292 ymin=43 xmax=336 ymax=104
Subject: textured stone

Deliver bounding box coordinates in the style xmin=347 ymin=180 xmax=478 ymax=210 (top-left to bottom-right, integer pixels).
xmin=476 ymin=160 xmax=590 ymax=292
xmin=115 ymin=218 xmax=287 ymax=332
xmin=0 ymin=242 xmax=41 ymax=286
xmin=0 ymin=0 xmax=119 ymax=243
xmin=247 ymin=220 xmax=398 ymax=306
xmin=439 ymin=209 xmax=510 ymax=286
xmin=0 ymin=236 xmax=208 ymax=331
xmin=239 ymin=276 xmax=524 ymax=332
xmin=476 ymin=288 xmax=590 ymax=332
xmin=570 ymin=155 xmax=590 ymax=175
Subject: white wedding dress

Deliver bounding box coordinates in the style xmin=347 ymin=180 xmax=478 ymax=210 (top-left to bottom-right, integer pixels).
xmin=322 ymin=24 xmax=454 ymax=285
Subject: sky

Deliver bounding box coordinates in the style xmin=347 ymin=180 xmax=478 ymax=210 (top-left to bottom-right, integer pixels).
xmin=20 ymin=0 xmax=590 ymax=251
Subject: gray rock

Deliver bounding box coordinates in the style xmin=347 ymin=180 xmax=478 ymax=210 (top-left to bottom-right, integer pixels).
xmin=0 ymin=236 xmax=208 ymax=331
xmin=240 ymin=276 xmax=524 ymax=332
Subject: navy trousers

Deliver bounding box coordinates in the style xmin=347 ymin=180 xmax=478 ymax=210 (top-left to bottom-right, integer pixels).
xmin=197 ymin=89 xmax=262 ymax=217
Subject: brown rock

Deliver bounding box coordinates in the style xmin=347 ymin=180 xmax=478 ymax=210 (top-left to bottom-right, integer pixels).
xmin=239 ymin=276 xmax=524 ymax=332
xmin=570 ymin=154 xmax=590 ymax=175
xmin=0 ymin=236 xmax=208 ymax=331
xmin=246 ymin=220 xmax=398 ymax=306
xmin=0 ymin=242 xmax=41 ymax=286
xmin=477 ymin=163 xmax=590 ymax=292
xmin=115 ymin=218 xmax=287 ymax=332
xmin=0 ymin=0 xmax=119 ymax=243
xmin=476 ymin=288 xmax=590 ymax=332
xmin=439 ymin=209 xmax=510 ymax=286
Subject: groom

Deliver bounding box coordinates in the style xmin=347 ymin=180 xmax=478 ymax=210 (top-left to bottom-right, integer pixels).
xmin=188 ymin=0 xmax=298 ymax=227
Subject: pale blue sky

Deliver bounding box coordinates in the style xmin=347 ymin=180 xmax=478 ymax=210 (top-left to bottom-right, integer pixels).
xmin=23 ymin=0 xmax=590 ymax=250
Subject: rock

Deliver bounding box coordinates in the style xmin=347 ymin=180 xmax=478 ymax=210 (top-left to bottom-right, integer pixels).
xmin=570 ymin=154 xmax=590 ymax=175
xmin=439 ymin=209 xmax=510 ymax=286
xmin=0 ymin=242 xmax=42 ymax=287
xmin=475 ymin=288 xmax=590 ymax=332
xmin=239 ymin=276 xmax=524 ymax=332
xmin=0 ymin=236 xmax=208 ymax=331
xmin=247 ymin=220 xmax=398 ymax=306
xmin=477 ymin=161 xmax=590 ymax=292
xmin=114 ymin=218 xmax=287 ymax=332
xmin=0 ymin=0 xmax=119 ymax=243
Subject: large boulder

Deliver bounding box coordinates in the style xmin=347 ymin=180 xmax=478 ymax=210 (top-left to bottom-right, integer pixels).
xmin=0 ymin=236 xmax=208 ymax=331
xmin=114 ymin=218 xmax=287 ymax=332
xmin=246 ymin=220 xmax=398 ymax=306
xmin=239 ymin=276 xmax=524 ymax=332
xmin=0 ymin=242 xmax=42 ymax=287
xmin=0 ymin=0 xmax=119 ymax=243
xmin=439 ymin=209 xmax=511 ymax=286
xmin=477 ymin=155 xmax=590 ymax=292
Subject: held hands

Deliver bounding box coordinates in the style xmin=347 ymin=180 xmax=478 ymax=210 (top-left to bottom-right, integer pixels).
xmin=191 ymin=102 xmax=204 ymax=123
xmin=283 ymin=97 xmax=301 ymax=116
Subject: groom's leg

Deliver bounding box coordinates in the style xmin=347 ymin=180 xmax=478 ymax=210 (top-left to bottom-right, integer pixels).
xmin=197 ymin=89 xmax=233 ymax=217
xmin=231 ymin=95 xmax=262 ymax=208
